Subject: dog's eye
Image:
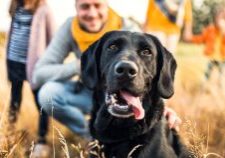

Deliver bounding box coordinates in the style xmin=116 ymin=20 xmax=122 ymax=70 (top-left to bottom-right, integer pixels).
xmin=108 ymin=44 xmax=118 ymax=51
xmin=140 ymin=49 xmax=152 ymax=56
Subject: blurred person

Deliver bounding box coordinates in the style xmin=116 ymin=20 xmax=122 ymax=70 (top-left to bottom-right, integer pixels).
xmin=143 ymin=0 xmax=193 ymax=53
xmin=6 ymin=0 xmax=56 ymax=156
xmin=186 ymin=5 xmax=225 ymax=89
xmin=33 ymin=0 xmax=181 ymax=139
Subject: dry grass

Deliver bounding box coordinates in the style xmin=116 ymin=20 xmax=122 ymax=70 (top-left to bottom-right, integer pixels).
xmin=0 ymin=34 xmax=225 ymax=157
xmin=170 ymin=43 xmax=225 ymax=157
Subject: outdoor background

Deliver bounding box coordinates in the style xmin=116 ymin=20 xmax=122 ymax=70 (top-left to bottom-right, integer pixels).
xmin=0 ymin=0 xmax=225 ymax=158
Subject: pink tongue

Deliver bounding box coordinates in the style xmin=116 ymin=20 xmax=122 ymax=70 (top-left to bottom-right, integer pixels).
xmin=120 ymin=91 xmax=145 ymax=120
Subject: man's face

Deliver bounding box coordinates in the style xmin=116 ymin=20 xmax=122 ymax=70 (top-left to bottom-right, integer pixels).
xmin=76 ymin=0 xmax=108 ymax=33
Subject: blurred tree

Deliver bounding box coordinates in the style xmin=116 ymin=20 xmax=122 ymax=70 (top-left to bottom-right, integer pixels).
xmin=192 ymin=0 xmax=225 ymax=34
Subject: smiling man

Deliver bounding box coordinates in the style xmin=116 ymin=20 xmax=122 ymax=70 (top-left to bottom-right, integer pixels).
xmin=76 ymin=0 xmax=108 ymax=33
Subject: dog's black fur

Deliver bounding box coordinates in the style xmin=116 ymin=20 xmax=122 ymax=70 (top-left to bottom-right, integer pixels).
xmin=81 ymin=31 xmax=193 ymax=158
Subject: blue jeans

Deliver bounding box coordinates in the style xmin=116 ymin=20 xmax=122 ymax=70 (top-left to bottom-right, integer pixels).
xmin=38 ymin=81 xmax=93 ymax=138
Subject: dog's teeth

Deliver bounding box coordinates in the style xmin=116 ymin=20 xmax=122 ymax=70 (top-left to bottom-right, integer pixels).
xmin=111 ymin=97 xmax=116 ymax=104
xmin=119 ymin=105 xmax=129 ymax=110
xmin=114 ymin=104 xmax=119 ymax=107
xmin=114 ymin=104 xmax=129 ymax=111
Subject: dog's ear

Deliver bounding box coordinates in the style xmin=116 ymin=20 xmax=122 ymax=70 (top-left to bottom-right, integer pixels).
xmin=148 ymin=34 xmax=177 ymax=99
xmin=157 ymin=48 xmax=177 ymax=99
xmin=81 ymin=39 xmax=102 ymax=90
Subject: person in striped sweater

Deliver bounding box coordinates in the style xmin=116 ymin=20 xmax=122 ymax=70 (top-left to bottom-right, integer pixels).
xmin=6 ymin=0 xmax=56 ymax=156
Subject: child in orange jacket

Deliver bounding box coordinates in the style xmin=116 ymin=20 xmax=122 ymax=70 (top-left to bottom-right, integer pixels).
xmin=187 ymin=6 xmax=225 ymax=86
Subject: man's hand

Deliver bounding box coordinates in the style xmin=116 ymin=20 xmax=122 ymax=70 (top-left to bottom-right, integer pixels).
xmin=164 ymin=107 xmax=182 ymax=132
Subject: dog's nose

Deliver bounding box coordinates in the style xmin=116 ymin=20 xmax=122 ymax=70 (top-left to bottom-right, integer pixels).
xmin=114 ymin=61 xmax=138 ymax=79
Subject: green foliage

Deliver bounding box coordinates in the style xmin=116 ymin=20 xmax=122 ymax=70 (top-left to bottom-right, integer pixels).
xmin=192 ymin=0 xmax=225 ymax=34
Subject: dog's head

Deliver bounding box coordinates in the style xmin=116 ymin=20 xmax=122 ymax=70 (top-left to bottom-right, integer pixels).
xmin=82 ymin=31 xmax=176 ymax=120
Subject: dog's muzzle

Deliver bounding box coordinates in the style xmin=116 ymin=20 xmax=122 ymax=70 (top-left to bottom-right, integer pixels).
xmin=105 ymin=91 xmax=145 ymax=120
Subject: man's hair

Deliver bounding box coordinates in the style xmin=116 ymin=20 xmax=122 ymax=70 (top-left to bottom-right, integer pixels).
xmin=9 ymin=0 xmax=43 ymax=16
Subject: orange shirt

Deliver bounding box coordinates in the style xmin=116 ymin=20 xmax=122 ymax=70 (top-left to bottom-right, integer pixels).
xmin=191 ymin=25 xmax=225 ymax=61
xmin=145 ymin=0 xmax=192 ymax=35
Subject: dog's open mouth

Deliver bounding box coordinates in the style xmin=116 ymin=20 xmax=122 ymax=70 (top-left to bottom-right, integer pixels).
xmin=105 ymin=91 xmax=145 ymax=120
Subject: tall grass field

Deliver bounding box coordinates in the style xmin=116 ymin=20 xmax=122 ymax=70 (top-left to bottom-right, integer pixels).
xmin=0 ymin=33 xmax=225 ymax=158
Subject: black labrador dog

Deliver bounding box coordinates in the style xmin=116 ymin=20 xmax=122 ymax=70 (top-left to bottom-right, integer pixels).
xmin=81 ymin=31 xmax=193 ymax=158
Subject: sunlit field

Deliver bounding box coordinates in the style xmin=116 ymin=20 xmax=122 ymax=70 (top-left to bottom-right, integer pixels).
xmin=0 ymin=33 xmax=225 ymax=157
